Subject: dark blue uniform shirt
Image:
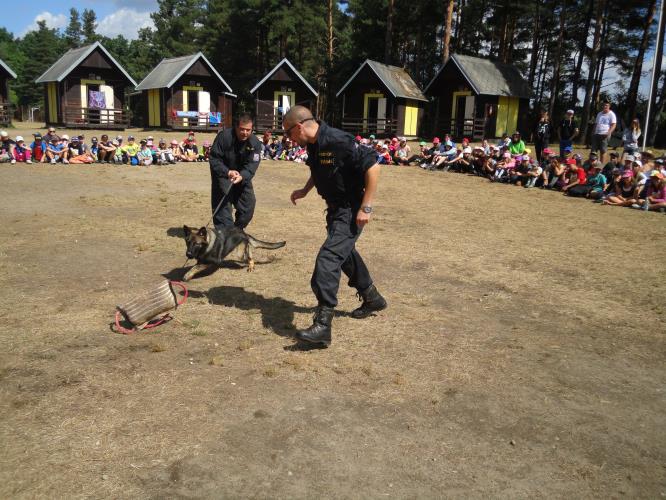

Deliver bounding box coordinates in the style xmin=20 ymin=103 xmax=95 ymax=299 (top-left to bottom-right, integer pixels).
xmin=306 ymin=121 xmax=377 ymax=206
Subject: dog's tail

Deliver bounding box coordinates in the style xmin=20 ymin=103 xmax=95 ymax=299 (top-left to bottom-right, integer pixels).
xmin=247 ymin=235 xmax=286 ymax=250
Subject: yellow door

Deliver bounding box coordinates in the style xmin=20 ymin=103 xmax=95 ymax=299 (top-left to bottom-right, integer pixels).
xmin=404 ymin=104 xmax=418 ymax=136
xmin=506 ymin=97 xmax=519 ymax=135
xmin=496 ymin=96 xmax=519 ymax=137
xmin=148 ymin=89 xmax=160 ymax=127
xmin=47 ymin=83 xmax=58 ymax=123
xmin=496 ymin=96 xmax=508 ymax=137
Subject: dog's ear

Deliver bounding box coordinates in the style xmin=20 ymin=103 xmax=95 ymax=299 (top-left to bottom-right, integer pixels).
xmin=183 ymin=225 xmax=191 ymax=236
xmin=198 ymin=227 xmax=207 ymax=237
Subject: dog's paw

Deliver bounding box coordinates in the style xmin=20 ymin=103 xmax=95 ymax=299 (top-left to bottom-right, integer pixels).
xmin=247 ymin=261 xmax=255 ymax=273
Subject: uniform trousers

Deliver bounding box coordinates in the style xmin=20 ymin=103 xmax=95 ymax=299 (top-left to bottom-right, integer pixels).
xmin=211 ymin=171 xmax=256 ymax=230
xmin=312 ymin=205 xmax=373 ymax=308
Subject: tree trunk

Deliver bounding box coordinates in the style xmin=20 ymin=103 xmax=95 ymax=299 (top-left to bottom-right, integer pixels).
xmin=385 ymin=0 xmax=394 ymax=64
xmin=536 ymin=46 xmax=549 ymax=106
xmin=648 ymin=75 xmax=666 ymax=146
xmin=580 ymin=0 xmax=606 ymax=145
xmin=548 ymin=0 xmax=567 ymax=116
xmin=626 ymin=0 xmax=657 ymax=120
xmin=591 ymin=6 xmax=610 ymax=113
xmin=443 ymin=0 xmax=455 ymax=63
xmin=571 ymin=0 xmax=594 ymax=107
xmin=528 ymin=0 xmax=541 ymax=85
xmin=647 ymin=0 xmax=665 ymax=145
xmin=498 ymin=0 xmax=510 ymax=62
xmin=454 ymin=0 xmax=464 ymax=50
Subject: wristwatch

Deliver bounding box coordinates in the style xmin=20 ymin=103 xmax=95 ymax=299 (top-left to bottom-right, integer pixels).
xmin=361 ymin=205 xmax=373 ymax=214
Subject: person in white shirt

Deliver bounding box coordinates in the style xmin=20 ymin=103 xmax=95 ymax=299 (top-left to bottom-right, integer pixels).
xmin=591 ymin=101 xmax=617 ymax=165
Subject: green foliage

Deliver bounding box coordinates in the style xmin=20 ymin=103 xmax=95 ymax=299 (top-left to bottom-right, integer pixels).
xmin=0 ymin=0 xmax=662 ymax=140
xmin=81 ymin=9 xmax=99 ymax=45
xmin=63 ymin=7 xmax=82 ymax=49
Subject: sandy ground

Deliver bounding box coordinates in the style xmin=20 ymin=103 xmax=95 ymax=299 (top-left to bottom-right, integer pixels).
xmin=0 ymin=125 xmax=665 ymax=499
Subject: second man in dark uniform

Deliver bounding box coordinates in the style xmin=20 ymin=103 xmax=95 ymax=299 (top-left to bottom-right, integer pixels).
xmin=209 ymin=113 xmax=263 ymax=230
xmin=283 ymin=105 xmax=387 ymax=347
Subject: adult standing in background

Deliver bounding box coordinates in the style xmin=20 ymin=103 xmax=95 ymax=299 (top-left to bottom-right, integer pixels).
xmin=591 ymin=101 xmax=617 ymax=166
xmin=533 ymin=110 xmax=553 ymax=163
xmin=557 ymin=109 xmax=579 ymax=159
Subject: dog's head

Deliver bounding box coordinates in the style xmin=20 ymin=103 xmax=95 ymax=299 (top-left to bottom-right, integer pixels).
xmin=183 ymin=225 xmax=209 ymax=259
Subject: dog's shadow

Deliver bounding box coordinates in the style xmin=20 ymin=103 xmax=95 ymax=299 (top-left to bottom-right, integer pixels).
xmin=189 ymin=286 xmax=313 ymax=338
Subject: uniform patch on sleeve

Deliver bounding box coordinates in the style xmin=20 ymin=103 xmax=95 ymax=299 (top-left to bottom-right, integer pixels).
xmin=253 ymin=153 xmax=260 ymax=162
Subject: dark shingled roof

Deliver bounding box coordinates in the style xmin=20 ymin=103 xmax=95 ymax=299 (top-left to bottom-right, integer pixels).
xmin=336 ymin=59 xmax=427 ymax=102
xmin=250 ymin=58 xmax=318 ymax=96
xmin=425 ymin=54 xmax=532 ymax=98
xmin=0 ymin=58 xmax=17 ymax=79
xmin=135 ymin=53 xmax=234 ymax=95
xmin=35 ymin=42 xmax=136 ymax=86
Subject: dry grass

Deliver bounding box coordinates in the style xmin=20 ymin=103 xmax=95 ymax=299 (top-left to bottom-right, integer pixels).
xmin=0 ymin=126 xmax=664 ymax=498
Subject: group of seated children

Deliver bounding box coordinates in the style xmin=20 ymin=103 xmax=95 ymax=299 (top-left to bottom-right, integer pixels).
xmin=0 ymin=128 xmax=212 ymax=166
xmin=260 ymin=130 xmax=308 ymax=162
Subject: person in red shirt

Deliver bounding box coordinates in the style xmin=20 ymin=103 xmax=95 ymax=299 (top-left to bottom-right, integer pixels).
xmin=562 ymin=159 xmax=586 ymax=193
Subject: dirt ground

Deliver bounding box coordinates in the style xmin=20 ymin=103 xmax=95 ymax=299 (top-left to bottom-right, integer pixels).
xmin=0 ymin=125 xmax=665 ymax=499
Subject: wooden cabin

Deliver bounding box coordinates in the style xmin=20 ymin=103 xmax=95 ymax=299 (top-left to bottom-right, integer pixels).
xmin=424 ymin=54 xmax=532 ymax=140
xmin=135 ymin=53 xmax=235 ymax=130
xmin=35 ymin=42 xmax=136 ymax=129
xmin=250 ymin=58 xmax=318 ymax=132
xmin=336 ymin=59 xmax=427 ymax=138
xmin=0 ymin=58 xmax=16 ymax=126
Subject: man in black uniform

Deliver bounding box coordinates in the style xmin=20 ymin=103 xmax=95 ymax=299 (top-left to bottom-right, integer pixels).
xmin=283 ymin=105 xmax=387 ymax=347
xmin=209 ymin=113 xmax=263 ymax=230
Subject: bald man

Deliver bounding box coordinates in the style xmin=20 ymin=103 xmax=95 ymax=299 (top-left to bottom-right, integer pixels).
xmin=283 ymin=106 xmax=387 ymax=347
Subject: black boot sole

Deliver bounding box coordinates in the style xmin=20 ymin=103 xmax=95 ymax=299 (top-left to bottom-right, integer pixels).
xmin=295 ymin=334 xmax=330 ymax=347
xmin=351 ymin=302 xmax=387 ymax=319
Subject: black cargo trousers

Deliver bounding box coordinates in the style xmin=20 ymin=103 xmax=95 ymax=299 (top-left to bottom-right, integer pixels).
xmin=210 ymin=173 xmax=256 ymax=230
xmin=311 ymin=204 xmax=373 ymax=308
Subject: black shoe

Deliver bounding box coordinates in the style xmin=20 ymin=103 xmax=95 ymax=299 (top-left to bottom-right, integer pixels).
xmin=296 ymin=306 xmax=333 ymax=347
xmin=351 ymin=284 xmax=387 ymax=319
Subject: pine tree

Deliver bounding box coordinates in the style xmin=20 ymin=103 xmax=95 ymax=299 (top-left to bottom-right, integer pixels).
xmin=16 ymin=21 xmax=65 ymax=106
xmin=81 ymin=9 xmax=99 ymax=45
xmin=63 ymin=8 xmax=82 ymax=49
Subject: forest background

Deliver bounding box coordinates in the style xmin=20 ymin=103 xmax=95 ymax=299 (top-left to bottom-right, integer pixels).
xmin=0 ymin=0 xmax=664 ymax=145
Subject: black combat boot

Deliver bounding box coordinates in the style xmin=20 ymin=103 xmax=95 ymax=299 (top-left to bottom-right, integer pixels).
xmin=351 ymin=284 xmax=387 ymax=319
xmin=296 ymin=306 xmax=334 ymax=347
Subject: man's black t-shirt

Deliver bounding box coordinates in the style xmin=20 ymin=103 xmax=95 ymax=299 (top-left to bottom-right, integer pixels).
xmin=305 ymin=121 xmax=377 ymax=206
xmin=558 ymin=118 xmax=578 ymax=140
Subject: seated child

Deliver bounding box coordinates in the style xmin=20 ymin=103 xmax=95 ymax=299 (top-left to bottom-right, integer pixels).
xmin=137 ymin=140 xmax=153 ymax=166
xmin=156 ymin=139 xmax=175 ymax=165
xmin=201 ymin=140 xmax=211 ymax=161
xmin=97 ymin=134 xmax=116 ymax=163
xmin=112 ymin=140 xmax=124 ymax=164
xmin=67 ymin=136 xmax=94 ymax=164
xmin=122 ymin=136 xmax=141 ymax=165
xmin=30 ymin=133 xmax=45 ymax=163
xmin=46 ymin=137 xmax=64 ymax=164
xmin=604 ymin=170 xmax=637 ymax=206
xmin=523 ymin=157 xmax=544 ymax=188
xmin=169 ymin=139 xmax=184 ymax=162
xmin=12 ymin=136 xmax=32 ymax=163
xmin=90 ymin=137 xmax=99 ymax=161
xmin=181 ymin=140 xmax=199 ymax=162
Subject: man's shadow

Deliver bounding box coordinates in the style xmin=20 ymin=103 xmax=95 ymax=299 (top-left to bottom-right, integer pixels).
xmin=188 ymin=286 xmax=313 ymax=338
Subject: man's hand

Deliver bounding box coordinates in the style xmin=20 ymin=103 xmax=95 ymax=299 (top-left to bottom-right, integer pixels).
xmin=356 ymin=209 xmax=371 ymax=228
xmin=290 ymin=188 xmax=308 ymax=205
xmin=228 ymin=170 xmax=242 ymax=184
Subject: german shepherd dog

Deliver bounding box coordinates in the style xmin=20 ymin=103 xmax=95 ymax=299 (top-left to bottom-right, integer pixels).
xmin=182 ymin=226 xmax=286 ymax=281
